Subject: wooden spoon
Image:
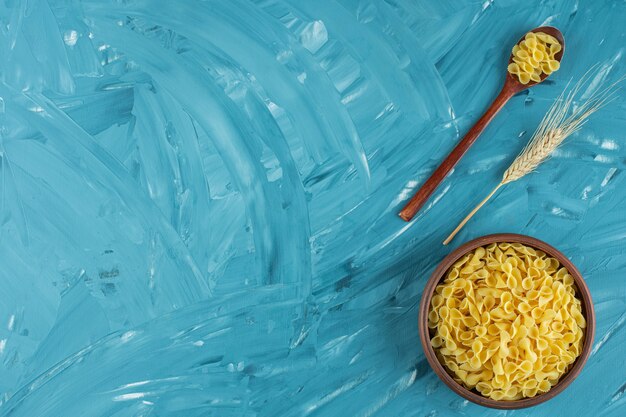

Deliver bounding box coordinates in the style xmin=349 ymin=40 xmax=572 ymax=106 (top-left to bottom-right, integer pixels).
xmin=398 ymin=26 xmax=564 ymax=222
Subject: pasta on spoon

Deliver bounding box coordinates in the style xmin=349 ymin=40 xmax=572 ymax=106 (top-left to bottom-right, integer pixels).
xmin=508 ymin=31 xmax=562 ymax=84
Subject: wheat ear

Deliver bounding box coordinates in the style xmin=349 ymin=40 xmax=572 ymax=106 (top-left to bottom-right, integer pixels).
xmin=444 ymin=71 xmax=621 ymax=245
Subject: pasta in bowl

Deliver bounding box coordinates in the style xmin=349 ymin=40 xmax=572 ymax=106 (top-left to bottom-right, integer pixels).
xmin=418 ymin=234 xmax=595 ymax=409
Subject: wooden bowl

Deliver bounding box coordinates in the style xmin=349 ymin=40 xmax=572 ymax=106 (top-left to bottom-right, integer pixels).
xmin=418 ymin=233 xmax=595 ymax=409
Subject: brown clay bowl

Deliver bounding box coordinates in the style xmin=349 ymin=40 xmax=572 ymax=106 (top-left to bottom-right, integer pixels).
xmin=418 ymin=233 xmax=595 ymax=409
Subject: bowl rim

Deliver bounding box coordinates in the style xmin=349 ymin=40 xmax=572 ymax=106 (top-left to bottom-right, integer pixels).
xmin=418 ymin=233 xmax=595 ymax=409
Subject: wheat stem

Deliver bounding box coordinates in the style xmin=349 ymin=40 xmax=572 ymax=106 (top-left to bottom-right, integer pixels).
xmin=443 ymin=69 xmax=622 ymax=245
xmin=443 ymin=184 xmax=502 ymax=245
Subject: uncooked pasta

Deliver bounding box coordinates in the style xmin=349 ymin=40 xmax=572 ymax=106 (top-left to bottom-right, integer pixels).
xmin=428 ymin=242 xmax=585 ymax=400
xmin=508 ymin=31 xmax=561 ymax=84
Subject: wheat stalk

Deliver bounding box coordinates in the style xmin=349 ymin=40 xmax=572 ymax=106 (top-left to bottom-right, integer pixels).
xmin=444 ymin=70 xmax=621 ymax=245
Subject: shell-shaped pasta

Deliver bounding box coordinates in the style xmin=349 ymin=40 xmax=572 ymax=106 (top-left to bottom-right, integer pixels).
xmin=526 ymin=56 xmax=539 ymax=68
xmin=449 ymin=308 xmax=462 ymax=320
xmin=431 ymin=294 xmax=444 ymax=308
xmin=459 ymin=330 xmax=474 ymax=342
xmin=548 ymin=59 xmax=560 ymax=71
xmin=439 ymin=306 xmax=450 ymax=320
xmin=508 ymin=63 xmax=521 ymax=75
xmin=501 ymin=262 xmax=513 ymax=275
xmin=550 ymin=43 xmax=562 ymax=54
xmin=535 ymin=42 xmax=547 ymax=53
xmin=474 ymin=268 xmax=489 ymax=280
xmin=515 ymin=48 xmax=530 ymax=59
xmin=527 ymin=289 xmax=540 ymax=300
xmin=538 ymin=295 xmax=552 ymax=307
xmin=532 ymin=49 xmax=544 ymax=61
xmin=474 ymin=246 xmax=486 ymax=259
xmin=525 ymin=37 xmax=538 ymax=49
xmin=428 ymin=309 xmax=439 ymax=323
xmin=563 ymin=273 xmax=574 ymax=285
xmin=431 ymin=335 xmax=443 ymax=348
xmin=482 ymin=311 xmax=492 ymax=326
xmin=541 ymin=63 xmax=553 ymax=75
xmin=476 ymin=381 xmax=493 ymax=395
xmin=525 ymin=32 xmax=538 ymax=40
xmin=538 ymin=379 xmax=552 ymax=392
xmin=442 ymin=286 xmax=454 ymax=298
xmin=475 ymin=325 xmax=487 ymax=337
xmin=518 ymin=72 xmax=531 ymax=84
xmin=518 ymin=40 xmax=528 ymax=51
xmin=460 ymin=264 xmax=477 ymax=275
xmin=495 ymin=275 xmax=508 ymax=288
xmin=522 ymin=277 xmax=534 ymax=290
xmin=447 ymin=268 xmax=460 ymax=281
xmin=452 ymin=278 xmax=465 ymax=289
xmin=543 ymin=34 xmax=559 ymax=45
xmin=452 ymin=260 xmax=469 ymax=274
xmin=478 ymin=349 xmax=491 ymax=365
xmin=503 ymin=301 xmax=515 ymax=315
xmin=535 ymin=33 xmax=550 ymax=43
xmin=571 ymin=308 xmax=586 ymax=328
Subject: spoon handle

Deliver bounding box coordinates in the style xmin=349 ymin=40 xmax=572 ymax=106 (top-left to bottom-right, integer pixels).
xmin=399 ymin=84 xmax=515 ymax=222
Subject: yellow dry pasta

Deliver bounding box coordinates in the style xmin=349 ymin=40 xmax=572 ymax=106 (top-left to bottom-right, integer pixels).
xmin=428 ymin=242 xmax=585 ymax=401
xmin=507 ymin=31 xmax=562 ymax=84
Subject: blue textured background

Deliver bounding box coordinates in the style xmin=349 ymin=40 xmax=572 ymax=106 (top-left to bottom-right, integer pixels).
xmin=0 ymin=1 xmax=624 ymax=416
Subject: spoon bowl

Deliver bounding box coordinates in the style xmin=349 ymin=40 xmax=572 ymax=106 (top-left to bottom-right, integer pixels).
xmin=506 ymin=26 xmax=565 ymax=92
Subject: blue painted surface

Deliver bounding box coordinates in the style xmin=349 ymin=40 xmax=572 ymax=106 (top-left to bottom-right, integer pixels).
xmin=0 ymin=0 xmax=624 ymax=416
